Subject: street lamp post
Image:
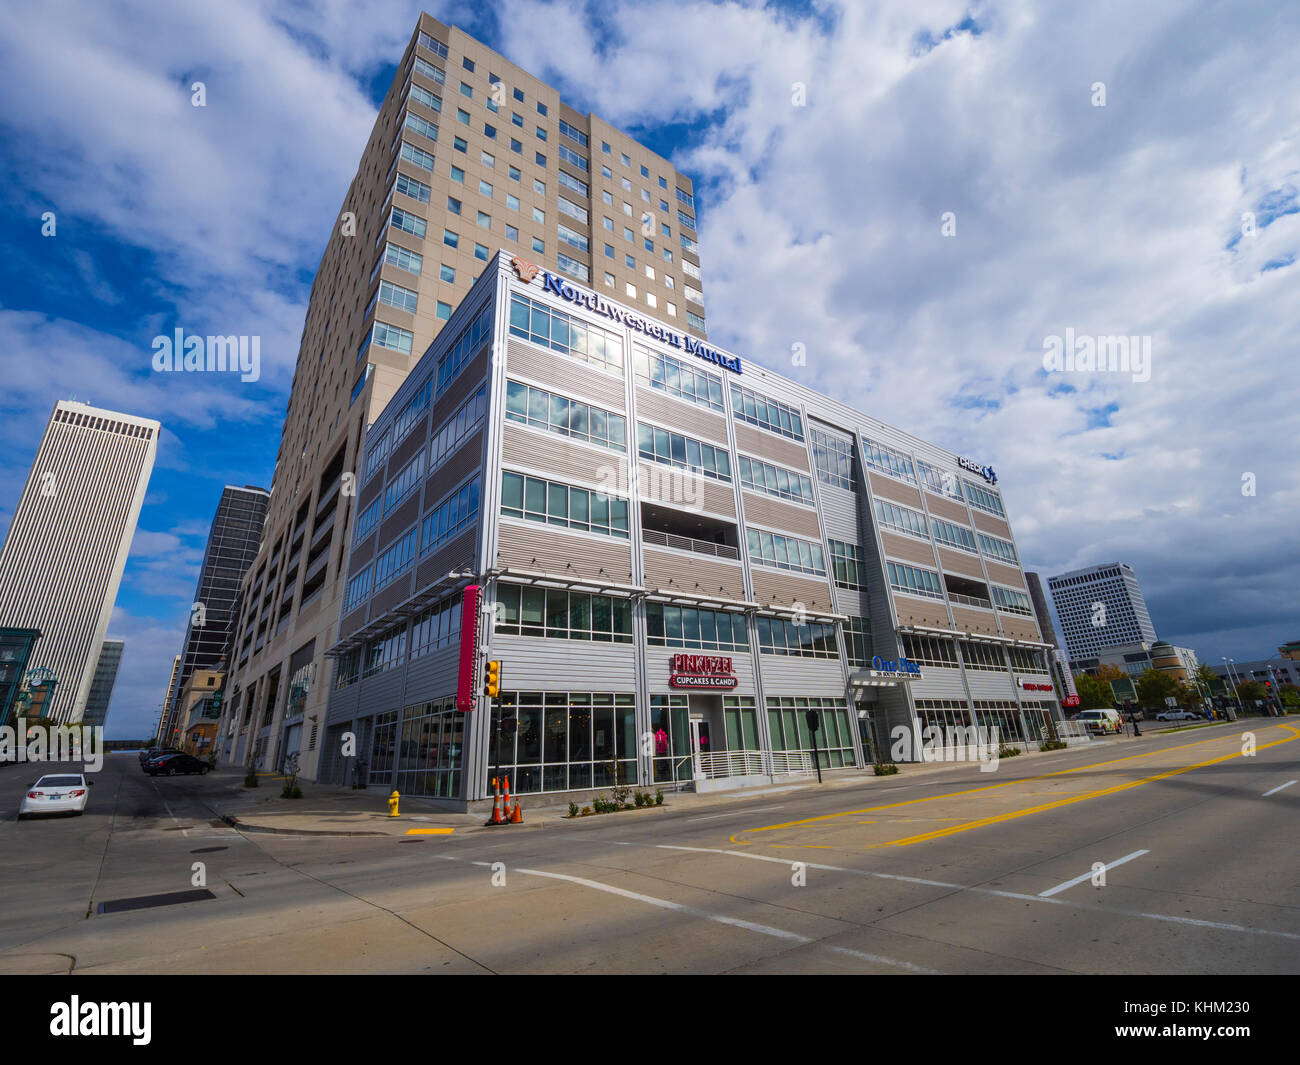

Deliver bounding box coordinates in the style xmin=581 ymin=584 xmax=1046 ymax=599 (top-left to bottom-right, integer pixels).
xmin=1222 ymin=658 xmax=1245 ymax=717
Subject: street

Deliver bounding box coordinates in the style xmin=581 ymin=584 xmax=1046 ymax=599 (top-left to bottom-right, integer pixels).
xmin=1 ymin=721 xmax=1297 ymax=974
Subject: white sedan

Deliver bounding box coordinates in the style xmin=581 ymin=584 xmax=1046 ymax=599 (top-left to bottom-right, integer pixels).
xmin=17 ymin=773 xmax=93 ymax=819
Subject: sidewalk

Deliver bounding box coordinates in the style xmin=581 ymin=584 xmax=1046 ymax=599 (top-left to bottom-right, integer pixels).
xmin=204 ymin=731 xmax=1156 ymax=838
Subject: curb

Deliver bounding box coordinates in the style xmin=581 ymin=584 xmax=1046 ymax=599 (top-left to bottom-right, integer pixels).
xmin=216 ymin=813 xmax=387 ymax=837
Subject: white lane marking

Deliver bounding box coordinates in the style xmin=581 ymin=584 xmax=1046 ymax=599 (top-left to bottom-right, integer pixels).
xmin=149 ymin=780 xmax=188 ymax=837
xmin=444 ymin=855 xmax=935 ymax=971
xmin=647 ymin=844 xmax=1300 ymax=942
xmin=1038 ymin=850 xmax=1150 ymax=898
xmin=1263 ymin=779 xmax=1297 ymax=797
xmin=687 ymin=804 xmax=785 ymax=823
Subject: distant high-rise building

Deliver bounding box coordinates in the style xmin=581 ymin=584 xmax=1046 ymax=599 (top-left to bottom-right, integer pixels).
xmin=83 ymin=638 xmax=124 ymax=730
xmin=1047 ymin=562 xmax=1157 ymax=665
xmin=219 ymin=13 xmax=708 ymax=778
xmin=0 ymin=401 xmax=158 ymax=723
xmin=1024 ymin=572 xmax=1060 ymax=647
xmin=156 ymin=653 xmax=182 ymax=743
xmin=159 ymin=485 xmax=268 ymax=745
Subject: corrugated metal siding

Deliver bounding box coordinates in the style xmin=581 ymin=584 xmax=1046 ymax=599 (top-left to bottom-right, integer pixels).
xmin=757 ymin=655 xmax=846 ymax=697
xmin=496 ymin=520 xmax=634 ymax=582
xmin=831 ymin=586 xmax=872 ymax=618
xmin=984 ymin=560 xmax=1026 ymax=589
xmin=965 ymin=671 xmax=1019 ymax=698
xmin=951 ymin=605 xmax=1001 ymax=636
xmin=492 ymin=635 xmax=638 ymax=690
xmin=433 ymin=348 xmax=489 ymax=422
xmin=350 ymin=535 xmax=376 ymax=569
xmin=971 ymin=510 xmax=1013 ymax=538
xmin=999 ymin=615 xmax=1042 ymax=641
xmin=388 ymin=417 xmax=428 ymax=473
xmin=339 ymin=604 xmax=368 ymax=640
xmin=643 ymin=546 xmax=746 ymax=600
xmin=325 ymin=683 xmax=360 ymax=726
xmin=646 ymin=647 xmax=755 ymax=697
xmin=892 ymin=594 xmax=950 ymax=629
xmin=868 ymin=472 xmax=923 ymax=509
xmin=923 ymin=493 xmax=968 ymax=524
xmin=910 ymin=666 xmax=967 ymax=700
xmin=370 ymin=573 xmax=414 ymax=617
xmin=428 ymin=429 xmax=483 ymax=499
xmin=880 ymin=531 xmax=936 ymax=568
xmin=741 ymin=492 xmax=821 ymax=538
xmin=750 ymin=569 xmax=836 ymax=614
xmin=504 ymin=422 xmax=626 ymax=488
xmin=635 ymin=387 xmax=728 ymax=444
xmin=377 ymin=498 xmax=420 ymax=551
xmin=355 ymin=667 xmax=405 ymax=716
xmin=506 ymin=339 xmax=626 ymax=410
xmin=359 ymin=474 xmax=384 ymax=511
xmin=403 ymin=645 xmax=461 ymax=703
xmin=414 ymin=528 xmax=477 ymax=590
xmin=733 ymin=422 xmax=810 ymax=471
xmin=817 ymin=483 xmax=861 ymax=543
xmin=936 ymin=547 xmax=984 ymax=578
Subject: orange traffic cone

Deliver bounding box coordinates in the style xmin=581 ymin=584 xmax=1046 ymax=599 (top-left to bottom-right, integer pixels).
xmin=509 ymin=796 xmax=523 ymax=823
xmin=502 ymin=775 xmax=511 ymax=817
xmin=485 ymin=776 xmax=505 ymax=826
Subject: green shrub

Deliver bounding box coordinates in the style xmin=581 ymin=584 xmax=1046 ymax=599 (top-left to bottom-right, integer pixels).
xmin=873 ymin=762 xmax=899 ymax=776
xmin=567 ymin=801 xmax=579 ymax=818
xmin=998 ymin=746 xmax=1022 ymax=758
xmin=654 ymin=789 xmax=664 ymax=806
xmin=580 ymin=806 xmax=592 ymax=816
xmin=1040 ymin=739 xmax=1067 ymax=751
xmin=243 ymin=772 xmax=259 ymax=788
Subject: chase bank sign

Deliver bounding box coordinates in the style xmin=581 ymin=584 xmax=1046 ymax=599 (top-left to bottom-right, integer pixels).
xmin=512 ymin=257 xmax=742 ymax=375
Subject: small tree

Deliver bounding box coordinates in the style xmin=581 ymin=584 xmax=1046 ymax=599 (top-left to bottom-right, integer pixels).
xmin=1135 ymin=668 xmax=1177 ymax=710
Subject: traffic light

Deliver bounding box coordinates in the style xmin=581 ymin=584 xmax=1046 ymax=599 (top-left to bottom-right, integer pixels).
xmin=484 ymin=660 xmax=501 ymax=699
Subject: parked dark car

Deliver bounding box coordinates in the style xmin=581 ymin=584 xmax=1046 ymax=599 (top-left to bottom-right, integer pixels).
xmin=139 ymin=747 xmax=181 ymax=766
xmin=144 ymin=752 xmax=209 ymax=776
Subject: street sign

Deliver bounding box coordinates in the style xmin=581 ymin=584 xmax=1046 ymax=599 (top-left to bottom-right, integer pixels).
xmin=1164 ymin=696 xmax=1178 ymax=707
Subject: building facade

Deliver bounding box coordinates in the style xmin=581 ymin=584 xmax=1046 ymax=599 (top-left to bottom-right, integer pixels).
xmin=155 ymin=654 xmax=182 ymax=743
xmin=288 ymin=253 xmax=1059 ymax=807
xmin=83 ymin=638 xmax=124 ymax=730
xmin=1047 ymin=562 xmax=1157 ymax=666
xmin=217 ymin=14 xmax=708 ymax=778
xmin=159 ymin=485 xmax=268 ymax=745
xmin=0 ymin=401 xmax=158 ymax=723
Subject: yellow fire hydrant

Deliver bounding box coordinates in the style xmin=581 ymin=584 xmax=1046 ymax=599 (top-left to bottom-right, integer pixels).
xmin=387 ymin=790 xmax=400 ymax=817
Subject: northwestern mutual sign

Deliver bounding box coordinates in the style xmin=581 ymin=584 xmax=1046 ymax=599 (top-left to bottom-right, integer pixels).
xmin=533 ymin=267 xmax=743 ymax=375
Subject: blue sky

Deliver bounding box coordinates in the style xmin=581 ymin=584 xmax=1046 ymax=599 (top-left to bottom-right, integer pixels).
xmin=0 ymin=0 xmax=1297 ymax=737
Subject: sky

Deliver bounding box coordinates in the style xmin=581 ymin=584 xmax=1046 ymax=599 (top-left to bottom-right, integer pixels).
xmin=0 ymin=0 xmax=1296 ymax=738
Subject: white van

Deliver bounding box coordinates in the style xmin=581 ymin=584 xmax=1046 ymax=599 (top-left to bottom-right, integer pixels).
xmin=1074 ymin=708 xmax=1123 ymax=734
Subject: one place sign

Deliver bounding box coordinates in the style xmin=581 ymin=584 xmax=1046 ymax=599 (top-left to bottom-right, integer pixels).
xmin=669 ymin=653 xmax=738 ymax=690
xmin=868 ymin=655 xmax=923 ymax=682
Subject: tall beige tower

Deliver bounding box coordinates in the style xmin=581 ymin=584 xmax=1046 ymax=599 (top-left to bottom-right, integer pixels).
xmin=218 ymin=13 xmax=707 ymax=776
xmin=0 ymin=401 xmax=159 ymax=723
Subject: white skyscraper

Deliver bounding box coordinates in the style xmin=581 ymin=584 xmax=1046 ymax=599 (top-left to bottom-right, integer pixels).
xmin=0 ymin=401 xmax=159 ymax=723
xmin=1047 ymin=562 xmax=1158 ymax=665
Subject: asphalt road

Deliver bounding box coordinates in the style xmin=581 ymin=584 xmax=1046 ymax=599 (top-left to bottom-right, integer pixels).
xmin=1 ymin=721 xmax=1296 ymax=974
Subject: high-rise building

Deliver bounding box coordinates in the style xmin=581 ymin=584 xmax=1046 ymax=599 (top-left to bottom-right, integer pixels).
xmin=159 ymin=485 xmax=268 ymax=745
xmin=1047 ymin=562 xmax=1157 ymax=666
xmin=218 ymin=14 xmax=707 ymax=777
xmin=83 ymin=638 xmax=124 ymax=730
xmin=0 ymin=401 xmax=158 ymax=723
xmin=156 ymin=653 xmax=182 ymax=743
xmin=234 ymin=252 xmax=1059 ymax=803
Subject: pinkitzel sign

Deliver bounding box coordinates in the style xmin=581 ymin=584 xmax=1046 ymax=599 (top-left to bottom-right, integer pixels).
xmin=669 ymin=653 xmax=738 ymax=690
xmin=518 ymin=261 xmax=743 ymax=375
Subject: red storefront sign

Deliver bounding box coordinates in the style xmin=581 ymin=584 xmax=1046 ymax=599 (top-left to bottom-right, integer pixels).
xmin=669 ymin=653 xmax=738 ymax=690
xmin=1019 ymin=679 xmax=1054 ymax=692
xmin=455 ymin=585 xmax=481 ymax=712
xmin=1062 ymin=694 xmax=1081 ymax=708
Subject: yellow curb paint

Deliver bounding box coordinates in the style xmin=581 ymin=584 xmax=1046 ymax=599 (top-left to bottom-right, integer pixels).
xmin=405 ymin=828 xmax=454 ymax=835
xmin=730 ymin=724 xmax=1298 ymax=845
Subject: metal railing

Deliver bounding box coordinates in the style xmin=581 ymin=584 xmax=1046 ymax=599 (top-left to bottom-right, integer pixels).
xmin=947 ymin=591 xmax=993 ymax=609
xmin=642 ymin=527 xmax=739 ymax=559
xmin=695 ymin=749 xmax=815 ymax=779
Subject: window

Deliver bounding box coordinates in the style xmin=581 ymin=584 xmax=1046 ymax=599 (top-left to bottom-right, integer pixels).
xmin=757 ymin=617 xmax=838 ymax=659
xmin=964 ymin=481 xmax=1006 ymax=517
xmin=450 ymin=165 xmax=464 ymax=183
xmin=513 ymin=87 xmax=524 ymax=102
xmin=422 ymin=477 xmax=481 ymax=554
xmin=535 ymin=125 xmax=547 ymax=141
xmin=666 ymin=301 xmax=676 ymax=317
xmin=874 ymin=498 xmax=928 ymax=539
xmin=624 ymin=227 xmax=634 ymax=242
xmin=436 ymin=301 xmax=451 ymax=319
xmin=479 ymin=178 xmax=493 ymax=197
xmin=510 ymin=138 xmax=522 ymax=154
xmin=640 ymin=164 xmax=649 ymax=178
xmin=345 ymin=565 xmax=372 ymax=611
xmin=536 ymin=152 xmax=547 ymax=167
xmin=399 ymin=103 xmax=437 ymax=140
xmin=355 ymin=497 xmax=382 ymax=541
xmin=678 ymin=209 xmax=697 ymax=231
xmin=532 ymin=206 xmax=546 ymax=224
xmin=729 ymin=383 xmax=804 ymax=440
xmin=412 ymin=56 xmax=445 ymax=84
xmin=456 ymin=108 xmax=470 ymax=125
xmin=493 ymin=690 xmax=637 ymax=794
xmin=392 ymin=378 xmax=432 ymax=443
xmin=395 ymin=172 xmax=431 ymax=203
xmin=646 ymin=603 xmax=749 ymax=652
xmin=746 ymin=529 xmax=826 ymax=576
xmin=481 ymin=150 xmax=495 ymax=168
xmin=508 ymin=292 xmax=624 ymax=375
xmin=505 ymin=380 xmax=627 ymax=453
xmin=902 ymin=635 xmax=960 ymax=668
xmin=533 ymin=177 xmax=546 ymax=195
xmin=382 ymin=242 xmax=423 ymax=276
xmin=991 ymin=585 xmax=1032 ymax=615
xmin=443 ymin=229 xmax=459 ymax=248
xmin=658 ymin=175 xmax=667 ymax=189
xmin=384 ymin=450 xmax=425 ymax=514
xmin=388 ymin=205 xmax=426 ymax=238
xmin=557 ymin=169 xmax=588 ymax=197
xmin=438 ymin=264 xmax=456 ymax=284
xmin=409 ymin=593 xmax=463 ymax=660
xmin=917 ymin=460 xmax=964 ymax=499
xmin=477 ymin=210 xmax=490 ymax=228
xmin=558 ymin=195 xmax=589 ymax=223
xmin=604 ymin=243 xmax=614 ymax=258
xmin=827 ymin=539 xmax=863 ymax=588
xmin=810 ymin=428 xmax=854 ymax=490
xmin=473 ymin=242 xmax=488 ymax=260
xmin=887 ymin=561 xmax=944 ymax=600
xmin=374 ymin=527 xmax=418 ymax=590
xmin=558 ymin=144 xmax=588 ymax=170
xmin=462 ymin=57 xmax=474 ymax=72
xmin=555 ymin=252 xmax=589 ymax=282
xmin=511 ymin=111 xmax=523 ymax=128
xmin=418 ymin=32 xmax=448 ymax=59
xmin=369 ymin=321 xmax=413 ymax=356
xmin=636 ymin=423 xmax=731 ymax=481
xmin=446 ymin=196 xmax=461 ymax=215
xmin=496 ymin=585 xmax=632 ymax=643
xmin=931 ymin=517 xmax=978 ymax=553
xmin=452 ymin=136 xmax=467 ymax=152
xmin=377 ymin=280 xmax=418 ymax=314
xmin=505 ymin=223 xmax=518 ymax=241
xmin=408 ymin=84 xmax=442 ymax=113
xmin=861 ymin=437 xmax=917 ymax=483
xmin=427 ymin=384 xmax=488 ymax=475
xmin=500 ymin=471 xmax=630 ymax=539
xmin=557 ymin=222 xmax=588 ymax=251
xmin=604 ymin=272 xmax=614 ymax=287
xmin=531 ymin=237 xmax=544 ymax=253
xmin=537 ymin=101 xmax=548 ymax=116
xmin=601 ymin=165 xmax=612 ymax=179
xmin=844 ymin=618 xmax=872 ymax=666
xmin=738 ymin=455 xmax=815 ymax=505
xmin=687 ymin=310 xmax=706 ymax=332
xmin=559 ymin=119 xmax=588 ymax=147
xmin=459 ymin=79 xmax=472 ymax=96
xmin=959 ymin=640 xmax=1006 ymax=672
xmin=435 ymin=300 xmax=493 ymax=395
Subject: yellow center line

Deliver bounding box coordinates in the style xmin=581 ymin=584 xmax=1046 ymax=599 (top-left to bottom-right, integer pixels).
xmin=730 ymin=724 xmax=1297 ymax=844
